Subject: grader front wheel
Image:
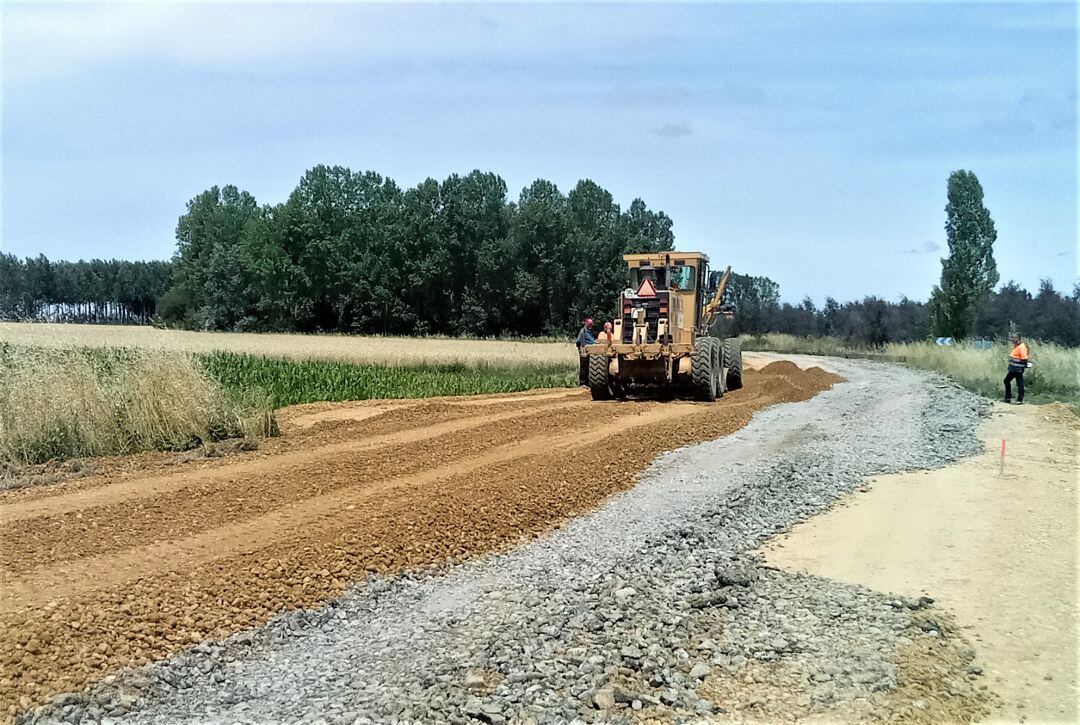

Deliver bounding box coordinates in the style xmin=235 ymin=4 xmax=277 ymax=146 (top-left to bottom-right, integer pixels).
xmin=691 ymin=338 xmax=718 ymax=402
xmin=588 ymin=354 xmax=612 ymax=401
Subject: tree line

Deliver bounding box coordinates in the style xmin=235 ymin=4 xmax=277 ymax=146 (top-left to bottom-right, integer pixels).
xmin=4 ymin=252 xmax=1073 ymax=346
xmin=159 ymin=166 xmax=675 ymax=336
xmin=723 ymin=274 xmax=1079 ymax=347
xmin=2 ymin=167 xmax=1075 ymax=346
xmin=0 ymin=255 xmax=171 ymax=323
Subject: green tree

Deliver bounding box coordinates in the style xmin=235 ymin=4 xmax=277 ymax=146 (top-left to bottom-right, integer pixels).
xmin=566 ymin=180 xmax=624 ymax=327
xmin=723 ymin=273 xmax=780 ymax=334
xmin=928 ymin=170 xmax=999 ymax=338
xmin=239 ymin=205 xmax=309 ymax=331
xmin=166 ymin=185 xmax=260 ymax=328
xmin=21 ymin=254 xmax=55 ymax=317
xmin=439 ymin=171 xmax=513 ymax=335
xmin=1030 ymin=279 xmax=1080 ymax=347
xmin=0 ymin=254 xmax=24 ymax=317
xmin=621 ymin=198 xmax=675 ymax=254
xmin=150 ymin=166 xmax=678 ymax=336
xmin=401 ymin=178 xmax=453 ymax=334
xmin=511 ymin=179 xmax=571 ymax=335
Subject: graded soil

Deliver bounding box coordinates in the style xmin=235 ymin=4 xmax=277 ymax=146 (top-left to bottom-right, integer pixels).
xmin=1 ymin=362 xmax=840 ymax=718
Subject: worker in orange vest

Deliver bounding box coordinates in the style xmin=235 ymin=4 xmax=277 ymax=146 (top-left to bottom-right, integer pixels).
xmin=1003 ymin=333 xmax=1030 ymax=404
xmin=598 ymin=321 xmax=615 ymax=347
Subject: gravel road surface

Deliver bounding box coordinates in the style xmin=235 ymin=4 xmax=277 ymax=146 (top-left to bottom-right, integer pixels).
xmin=24 ymin=358 xmax=994 ymax=724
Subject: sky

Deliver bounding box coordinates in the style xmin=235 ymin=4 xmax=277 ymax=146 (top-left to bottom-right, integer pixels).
xmin=1 ymin=1 xmax=1076 ymax=303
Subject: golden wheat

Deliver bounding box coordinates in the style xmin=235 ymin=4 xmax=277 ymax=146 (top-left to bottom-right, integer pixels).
xmin=0 ymin=323 xmax=576 ymax=367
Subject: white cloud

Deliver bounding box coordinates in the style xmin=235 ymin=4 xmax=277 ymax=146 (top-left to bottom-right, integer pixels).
xmin=900 ymin=240 xmax=941 ymax=255
xmin=3 ymin=4 xmax=367 ymax=82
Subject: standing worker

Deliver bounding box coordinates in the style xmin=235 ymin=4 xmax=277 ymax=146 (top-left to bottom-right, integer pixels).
xmin=1003 ymin=333 xmax=1030 ymax=404
xmin=576 ymin=317 xmax=595 ymax=385
xmin=598 ymin=321 xmax=615 ymax=347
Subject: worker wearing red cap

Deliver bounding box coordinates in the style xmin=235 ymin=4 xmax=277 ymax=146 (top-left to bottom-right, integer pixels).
xmin=575 ymin=317 xmax=595 ymax=385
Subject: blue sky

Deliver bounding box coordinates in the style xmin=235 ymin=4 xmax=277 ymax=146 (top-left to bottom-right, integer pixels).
xmin=2 ymin=1 xmax=1076 ymax=302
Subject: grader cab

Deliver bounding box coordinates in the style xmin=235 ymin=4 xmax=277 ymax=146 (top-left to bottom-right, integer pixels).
xmin=582 ymin=251 xmax=742 ymax=401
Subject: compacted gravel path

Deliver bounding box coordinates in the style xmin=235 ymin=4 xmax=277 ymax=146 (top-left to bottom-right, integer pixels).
xmin=30 ymin=359 xmax=991 ymax=724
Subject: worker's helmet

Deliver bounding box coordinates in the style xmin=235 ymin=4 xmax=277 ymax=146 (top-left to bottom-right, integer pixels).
xmin=603 ymin=321 xmax=612 ymax=331
xmin=585 ymin=317 xmax=594 ymax=327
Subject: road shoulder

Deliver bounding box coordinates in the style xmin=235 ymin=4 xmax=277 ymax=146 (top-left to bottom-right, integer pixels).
xmin=763 ymin=401 xmax=1079 ymax=722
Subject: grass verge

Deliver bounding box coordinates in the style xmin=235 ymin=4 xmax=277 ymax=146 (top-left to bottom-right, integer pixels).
xmin=741 ymin=333 xmax=1080 ymax=411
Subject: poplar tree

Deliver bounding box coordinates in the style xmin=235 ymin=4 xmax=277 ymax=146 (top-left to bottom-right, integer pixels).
xmin=929 ymin=170 xmax=999 ymax=338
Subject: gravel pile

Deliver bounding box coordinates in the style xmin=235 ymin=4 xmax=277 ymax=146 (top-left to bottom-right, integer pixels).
xmin=26 ymin=360 xmax=990 ymax=724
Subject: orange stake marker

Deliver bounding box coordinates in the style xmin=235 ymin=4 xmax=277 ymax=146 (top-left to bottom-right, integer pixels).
xmin=1000 ymin=438 xmax=1006 ymax=476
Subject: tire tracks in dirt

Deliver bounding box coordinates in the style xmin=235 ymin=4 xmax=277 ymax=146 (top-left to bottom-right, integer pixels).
xmin=0 ymin=400 xmax=605 ymax=572
xmin=1 ymin=392 xmax=586 ymax=525
xmin=3 ymin=401 xmax=700 ymax=605
xmin=0 ymin=362 xmax=840 ymax=720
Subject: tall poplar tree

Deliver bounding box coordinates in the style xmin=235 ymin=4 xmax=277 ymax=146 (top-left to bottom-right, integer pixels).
xmin=928 ymin=170 xmax=999 ymax=338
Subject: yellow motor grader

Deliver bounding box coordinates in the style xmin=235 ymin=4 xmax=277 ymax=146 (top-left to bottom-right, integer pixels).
xmin=582 ymin=251 xmax=742 ymax=401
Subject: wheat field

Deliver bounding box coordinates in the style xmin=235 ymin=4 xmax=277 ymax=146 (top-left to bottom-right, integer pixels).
xmin=0 ymin=323 xmax=576 ymax=465
xmin=0 ymin=323 xmax=576 ymax=367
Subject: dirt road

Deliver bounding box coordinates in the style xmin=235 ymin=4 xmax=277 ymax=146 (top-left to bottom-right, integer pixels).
xmin=0 ymin=361 xmax=839 ymax=718
xmin=764 ymin=400 xmax=1079 ymax=722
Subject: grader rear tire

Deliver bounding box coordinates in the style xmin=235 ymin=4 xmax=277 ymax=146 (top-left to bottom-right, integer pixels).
xmin=725 ymin=339 xmax=744 ymax=391
xmin=691 ymin=338 xmax=717 ymax=402
xmin=588 ymin=354 xmax=612 ymax=401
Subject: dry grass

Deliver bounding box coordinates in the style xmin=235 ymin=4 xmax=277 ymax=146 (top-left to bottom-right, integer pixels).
xmin=0 ymin=323 xmax=576 ymax=367
xmin=885 ymin=339 xmax=1079 ymax=405
xmin=742 ymin=333 xmax=1080 ymax=409
xmin=0 ymin=345 xmax=273 ymax=465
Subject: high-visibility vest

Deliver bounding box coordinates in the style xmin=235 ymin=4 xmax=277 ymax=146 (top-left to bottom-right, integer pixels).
xmin=1009 ymin=342 xmax=1029 ymax=367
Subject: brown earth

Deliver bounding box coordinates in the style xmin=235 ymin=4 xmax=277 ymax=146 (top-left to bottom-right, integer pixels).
xmin=0 ymin=362 xmax=840 ymax=719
